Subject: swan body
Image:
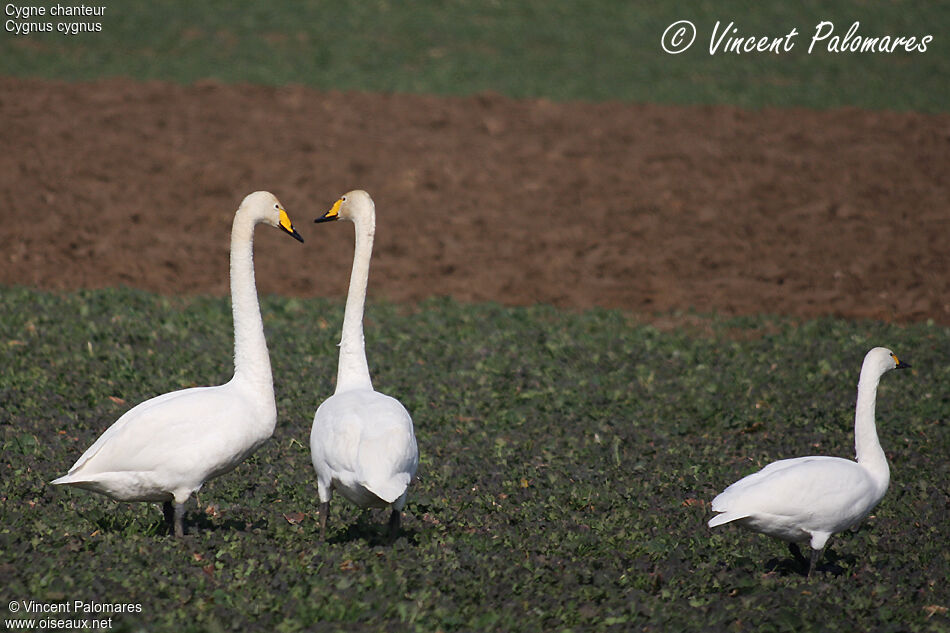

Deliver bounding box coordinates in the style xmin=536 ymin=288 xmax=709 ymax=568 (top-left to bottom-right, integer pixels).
xmin=310 ymin=190 xmax=418 ymax=539
xmin=311 ymin=390 xmax=416 ymax=509
xmin=708 ymin=347 xmax=909 ymax=574
xmin=52 ymin=191 xmax=303 ymax=536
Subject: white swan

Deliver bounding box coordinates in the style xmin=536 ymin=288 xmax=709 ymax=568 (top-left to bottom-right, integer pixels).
xmin=51 ymin=191 xmax=303 ymax=537
xmin=310 ymin=190 xmax=419 ymax=540
xmin=708 ymin=347 xmax=910 ymax=575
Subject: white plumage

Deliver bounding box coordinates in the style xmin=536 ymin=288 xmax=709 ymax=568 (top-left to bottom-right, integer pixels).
xmin=310 ymin=190 xmax=419 ymax=540
xmin=708 ymin=347 xmax=910 ymax=575
xmin=51 ymin=191 xmax=303 ymax=536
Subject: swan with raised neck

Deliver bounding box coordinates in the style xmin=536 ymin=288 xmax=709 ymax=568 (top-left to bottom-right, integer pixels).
xmin=51 ymin=191 xmax=303 ymax=537
xmin=707 ymin=346 xmax=910 ymax=575
xmin=310 ymin=189 xmax=419 ymax=541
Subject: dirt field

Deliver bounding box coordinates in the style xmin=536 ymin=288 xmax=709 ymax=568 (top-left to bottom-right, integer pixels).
xmin=1 ymin=77 xmax=948 ymax=323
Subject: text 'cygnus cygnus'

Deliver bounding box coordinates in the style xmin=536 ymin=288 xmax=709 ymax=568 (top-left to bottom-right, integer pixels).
xmin=51 ymin=192 xmax=303 ymax=537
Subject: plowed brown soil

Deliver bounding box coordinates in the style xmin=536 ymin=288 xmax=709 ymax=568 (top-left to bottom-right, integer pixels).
xmin=1 ymin=77 xmax=948 ymax=322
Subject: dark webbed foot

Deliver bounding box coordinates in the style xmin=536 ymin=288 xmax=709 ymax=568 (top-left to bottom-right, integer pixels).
xmin=788 ymin=542 xmax=808 ymax=569
xmin=786 ymin=542 xmax=825 ymax=576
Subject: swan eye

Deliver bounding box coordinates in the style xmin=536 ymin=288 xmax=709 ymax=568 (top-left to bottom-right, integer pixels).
xmin=274 ymin=203 xmax=280 ymax=210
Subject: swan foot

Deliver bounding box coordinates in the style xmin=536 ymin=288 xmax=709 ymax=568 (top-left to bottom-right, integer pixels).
xmin=388 ymin=508 xmax=401 ymax=542
xmin=788 ymin=542 xmax=808 ymax=569
xmin=788 ymin=542 xmax=825 ymax=576
xmin=319 ymin=500 xmax=329 ymax=541
xmin=788 ymin=542 xmax=824 ymax=576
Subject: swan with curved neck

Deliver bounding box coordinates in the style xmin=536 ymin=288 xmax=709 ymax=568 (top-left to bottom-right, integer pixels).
xmin=310 ymin=190 xmax=419 ymax=540
xmin=708 ymin=347 xmax=910 ymax=575
xmin=52 ymin=191 xmax=303 ymax=537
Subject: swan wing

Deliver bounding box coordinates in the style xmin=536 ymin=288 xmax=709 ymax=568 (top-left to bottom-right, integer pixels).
xmin=60 ymin=386 xmax=210 ymax=475
xmin=356 ymin=395 xmax=418 ymax=502
xmin=311 ymin=393 xmax=362 ymax=479
xmin=55 ymin=385 xmax=268 ymax=483
xmin=709 ymin=457 xmax=878 ymax=528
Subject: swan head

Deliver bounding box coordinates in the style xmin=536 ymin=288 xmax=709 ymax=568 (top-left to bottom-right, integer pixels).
xmin=862 ymin=347 xmax=910 ymax=381
xmin=240 ymin=191 xmax=304 ymax=242
xmin=314 ymin=190 xmax=374 ymax=225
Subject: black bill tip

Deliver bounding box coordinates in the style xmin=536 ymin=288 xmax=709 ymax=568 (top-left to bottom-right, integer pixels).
xmin=281 ymin=225 xmax=305 ymax=242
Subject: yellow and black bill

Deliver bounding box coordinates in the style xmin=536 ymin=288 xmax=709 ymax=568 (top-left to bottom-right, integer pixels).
xmin=314 ymin=198 xmax=343 ymax=224
xmin=279 ymin=209 xmax=305 ymax=242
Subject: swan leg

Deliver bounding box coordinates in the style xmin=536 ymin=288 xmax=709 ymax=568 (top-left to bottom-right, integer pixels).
xmin=788 ymin=543 xmax=808 ymax=570
xmin=387 ymin=508 xmax=401 ymax=541
xmin=806 ymin=547 xmax=824 ymax=577
xmin=162 ymin=501 xmax=175 ymax=535
xmin=319 ymin=500 xmax=329 ymax=541
xmin=173 ymin=502 xmax=186 ymax=538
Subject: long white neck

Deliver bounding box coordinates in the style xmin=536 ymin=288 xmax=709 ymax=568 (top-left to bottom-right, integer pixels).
xmin=335 ymin=210 xmax=375 ymax=393
xmin=229 ymin=211 xmax=275 ymax=395
xmin=854 ymin=363 xmax=889 ymax=491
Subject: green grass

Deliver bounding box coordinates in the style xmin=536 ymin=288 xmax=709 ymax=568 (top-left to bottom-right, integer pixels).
xmin=1 ymin=1 xmax=948 ymax=110
xmin=1 ymin=286 xmax=948 ymax=631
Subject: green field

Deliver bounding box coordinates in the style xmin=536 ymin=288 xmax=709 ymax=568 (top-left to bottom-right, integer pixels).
xmin=2 ymin=287 xmax=949 ymax=631
xmin=1 ymin=0 xmax=948 ymax=111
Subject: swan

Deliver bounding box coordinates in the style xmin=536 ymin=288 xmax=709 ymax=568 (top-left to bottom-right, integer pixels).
xmin=708 ymin=347 xmax=910 ymax=575
xmin=310 ymin=190 xmax=418 ymax=540
xmin=51 ymin=191 xmax=304 ymax=537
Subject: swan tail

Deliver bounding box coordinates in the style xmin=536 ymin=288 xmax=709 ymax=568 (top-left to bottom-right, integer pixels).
xmin=50 ymin=472 xmax=105 ymax=490
xmin=50 ymin=473 xmax=82 ymax=486
xmin=51 ymin=462 xmax=99 ymax=486
xmin=708 ymin=511 xmax=748 ymax=528
xmin=366 ymin=474 xmax=411 ymax=505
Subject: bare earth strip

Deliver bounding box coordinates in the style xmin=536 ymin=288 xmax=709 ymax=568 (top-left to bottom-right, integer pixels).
xmin=1 ymin=77 xmax=948 ymax=323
